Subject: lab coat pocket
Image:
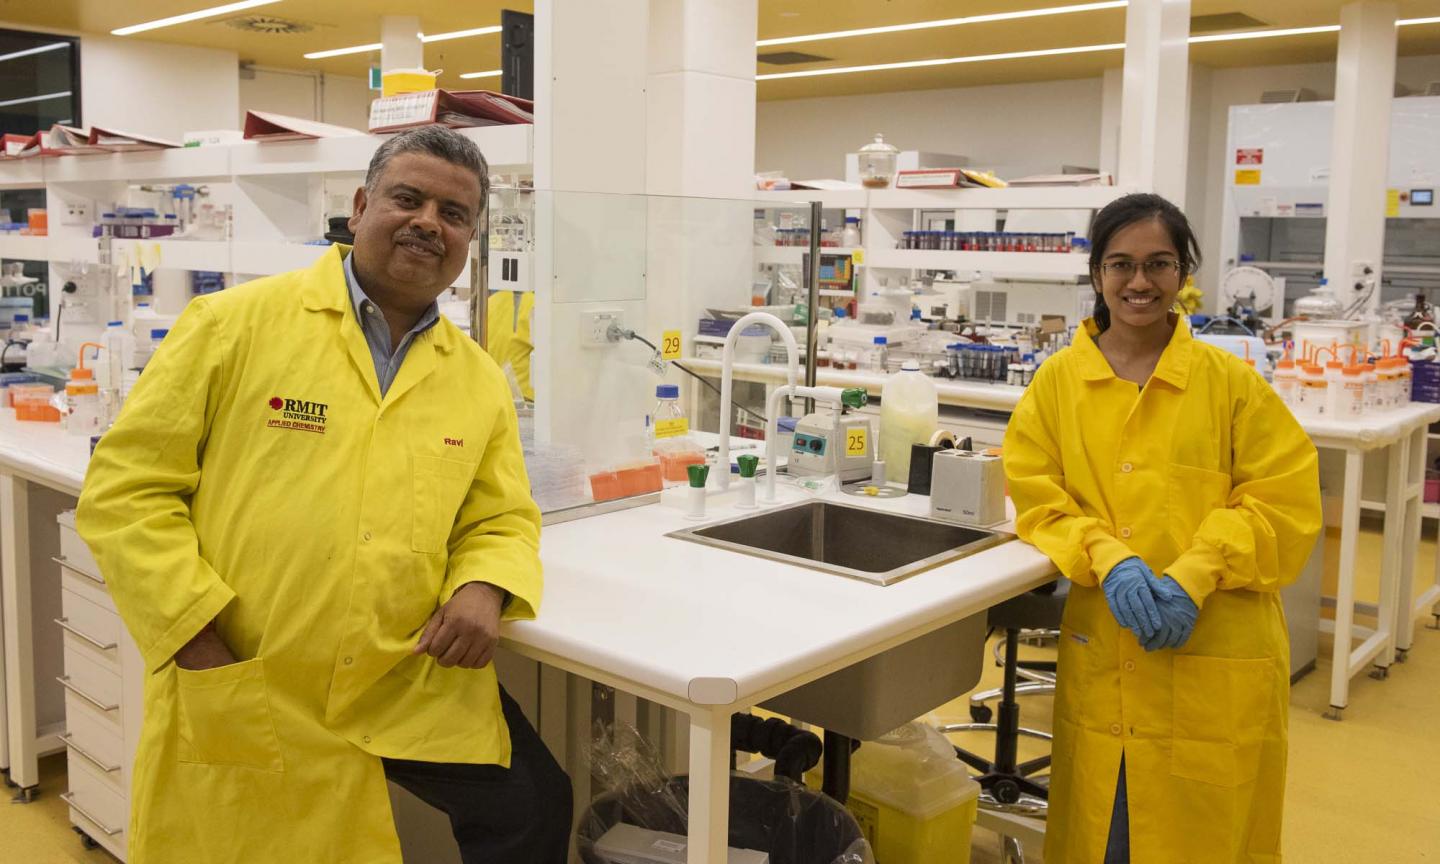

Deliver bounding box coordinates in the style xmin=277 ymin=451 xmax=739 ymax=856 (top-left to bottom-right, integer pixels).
xmin=1167 ymin=463 xmax=1232 ymax=540
xmin=175 ymin=658 xmax=284 ymax=772
xmin=412 ymin=455 xmax=477 ymax=554
xmin=1170 ymin=654 xmax=1274 ymax=787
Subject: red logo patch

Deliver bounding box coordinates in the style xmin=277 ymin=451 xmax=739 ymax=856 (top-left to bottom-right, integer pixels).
xmin=268 ymin=397 xmax=283 ymax=410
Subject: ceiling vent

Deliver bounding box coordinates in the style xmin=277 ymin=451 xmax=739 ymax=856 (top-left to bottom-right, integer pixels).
xmin=224 ymin=15 xmax=314 ymax=35
xmin=757 ymin=51 xmax=832 ymax=65
xmin=1260 ymin=88 xmax=1317 ymax=103
xmin=1190 ymin=12 xmax=1268 ymax=34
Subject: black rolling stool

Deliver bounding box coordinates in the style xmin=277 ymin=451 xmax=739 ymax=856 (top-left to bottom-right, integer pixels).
xmin=939 ymin=579 xmax=1068 ymax=810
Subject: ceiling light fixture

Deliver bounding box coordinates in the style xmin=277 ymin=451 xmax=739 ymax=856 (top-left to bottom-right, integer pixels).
xmin=112 ymin=0 xmax=281 ymax=36
xmin=0 ymin=42 xmax=69 ymax=64
xmin=423 ymin=26 xmax=502 ymax=43
xmin=305 ymin=24 xmax=502 ymax=60
xmin=757 ymin=42 xmax=1125 ymax=80
xmin=304 ymin=43 xmax=383 ymax=60
xmin=757 ymin=1 xmax=1127 ymax=48
xmin=459 ymin=69 xmax=502 ymax=79
xmin=1397 ymin=17 xmax=1440 ymax=26
xmin=1188 ymin=24 xmax=1340 ymax=44
xmin=0 ymin=90 xmax=71 ymax=108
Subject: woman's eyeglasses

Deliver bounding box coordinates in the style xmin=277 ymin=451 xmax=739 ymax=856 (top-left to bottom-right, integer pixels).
xmin=1100 ymin=259 xmax=1182 ymax=280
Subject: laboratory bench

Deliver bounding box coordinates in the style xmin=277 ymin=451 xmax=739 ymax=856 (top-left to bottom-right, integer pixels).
xmin=4 ymin=397 xmax=1440 ymax=860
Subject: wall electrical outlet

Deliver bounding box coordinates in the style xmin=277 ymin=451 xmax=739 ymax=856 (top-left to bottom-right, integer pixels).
xmin=581 ymin=309 xmax=625 ymax=348
xmin=63 ymin=200 xmax=93 ymax=226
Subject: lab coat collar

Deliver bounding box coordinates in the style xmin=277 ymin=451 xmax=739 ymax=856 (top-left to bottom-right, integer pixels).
xmin=299 ymin=243 xmax=457 ymax=356
xmin=1074 ymin=315 xmax=1194 ymax=390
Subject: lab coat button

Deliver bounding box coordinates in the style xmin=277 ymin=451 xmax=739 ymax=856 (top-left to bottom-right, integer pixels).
xmin=363 ymin=531 xmax=373 ymax=542
xmin=362 ymin=735 xmax=372 ymax=744
xmin=1124 ymin=660 xmax=1136 ymax=672
xmin=343 ymin=656 xmax=354 ymax=666
xmin=1120 ymin=527 xmax=1132 ymax=539
xmin=1121 ymin=462 xmax=1133 ymax=473
xmin=1110 ymin=723 xmax=1123 ymax=736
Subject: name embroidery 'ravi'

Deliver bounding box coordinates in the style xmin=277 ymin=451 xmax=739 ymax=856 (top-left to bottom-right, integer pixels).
xmin=266 ymin=396 xmax=329 ymax=434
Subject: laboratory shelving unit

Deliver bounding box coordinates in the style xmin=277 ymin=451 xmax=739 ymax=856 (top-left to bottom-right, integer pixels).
xmin=0 ymin=125 xmax=533 ymax=332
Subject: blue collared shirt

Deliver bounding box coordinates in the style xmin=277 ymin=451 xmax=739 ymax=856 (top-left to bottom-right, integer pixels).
xmin=342 ymin=252 xmax=441 ymax=397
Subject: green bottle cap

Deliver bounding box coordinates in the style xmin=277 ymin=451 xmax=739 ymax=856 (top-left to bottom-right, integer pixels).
xmin=687 ymin=463 xmax=710 ymax=488
xmin=841 ymin=388 xmax=869 ymax=410
xmin=737 ymin=454 xmax=760 ymax=478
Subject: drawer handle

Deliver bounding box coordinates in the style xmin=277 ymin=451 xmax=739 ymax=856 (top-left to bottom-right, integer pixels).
xmin=60 ymin=733 xmax=121 ymax=773
xmin=52 ymin=556 xmax=105 ymax=586
xmin=54 ymin=618 xmax=118 ymax=651
xmin=60 ymin=792 xmax=123 ymax=836
xmin=56 ymin=676 xmax=119 ymax=712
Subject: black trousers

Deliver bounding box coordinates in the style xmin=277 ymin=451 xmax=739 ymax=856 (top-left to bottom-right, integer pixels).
xmin=383 ymin=686 xmax=573 ymax=864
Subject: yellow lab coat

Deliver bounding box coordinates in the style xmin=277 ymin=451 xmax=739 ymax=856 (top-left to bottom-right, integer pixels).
xmin=1004 ymin=318 xmax=1321 ymax=863
xmin=77 ymin=246 xmax=542 ymax=863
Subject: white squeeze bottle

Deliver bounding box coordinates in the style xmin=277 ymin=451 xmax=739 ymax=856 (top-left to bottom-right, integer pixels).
xmin=1341 ymin=362 xmax=1366 ymax=419
xmin=1273 ymin=354 xmax=1298 ymax=407
xmin=880 ymin=359 xmax=939 ymax=485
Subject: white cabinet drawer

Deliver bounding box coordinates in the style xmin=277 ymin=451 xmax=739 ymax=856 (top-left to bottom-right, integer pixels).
xmin=65 ymin=756 xmax=128 ymax=842
xmin=58 ymin=587 xmax=123 ymax=661
xmin=57 ymin=512 xmax=104 ymax=583
xmin=63 ymin=690 xmax=126 ymax=787
xmin=60 ymin=645 xmax=123 ymax=716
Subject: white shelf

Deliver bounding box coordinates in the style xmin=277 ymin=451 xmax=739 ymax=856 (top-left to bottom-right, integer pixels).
xmin=114 ymin=238 xmax=231 ymax=272
xmin=0 ymin=158 xmax=45 ymax=189
xmin=866 ymin=248 xmax=1091 ymax=277
xmin=754 ymin=246 xmax=860 ymax=265
xmin=229 ymin=125 xmax=533 ymax=177
xmin=868 ymin=186 xmax=1127 ymax=211
xmin=754 ymin=189 xmax=869 ymax=210
xmin=47 ymin=235 xmax=98 ymax=263
xmin=0 ymin=235 xmax=49 ymax=261
xmin=44 ymin=146 xmax=231 ymax=184
xmin=231 ymin=241 xmax=329 ymax=276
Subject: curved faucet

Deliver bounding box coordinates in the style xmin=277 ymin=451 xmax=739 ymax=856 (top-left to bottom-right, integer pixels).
xmin=717 ymin=312 xmax=799 ymax=490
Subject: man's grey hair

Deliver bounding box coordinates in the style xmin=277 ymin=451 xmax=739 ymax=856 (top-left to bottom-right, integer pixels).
xmin=364 ymin=126 xmax=490 ymax=215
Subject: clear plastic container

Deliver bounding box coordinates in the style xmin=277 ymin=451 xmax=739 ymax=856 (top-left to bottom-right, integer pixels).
xmin=841 ymin=216 xmax=862 ymax=248
xmin=650 ymin=384 xmax=688 ymax=444
xmin=858 ymin=133 xmax=900 ymax=189
xmin=880 ymin=360 xmax=939 ymax=484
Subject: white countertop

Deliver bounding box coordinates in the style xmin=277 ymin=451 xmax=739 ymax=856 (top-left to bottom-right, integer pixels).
xmin=0 ymin=412 xmax=89 ymax=495
xmin=509 ymin=484 xmax=1055 ymax=706
xmin=0 ymin=410 xmax=1056 ymax=709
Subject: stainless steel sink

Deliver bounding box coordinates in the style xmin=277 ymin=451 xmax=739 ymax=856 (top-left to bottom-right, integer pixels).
xmin=668 ymin=500 xmax=1017 ymax=738
xmin=666 ymin=499 xmax=1011 ymax=587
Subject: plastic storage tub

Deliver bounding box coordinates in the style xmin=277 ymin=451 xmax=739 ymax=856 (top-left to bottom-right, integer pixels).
xmin=825 ymin=723 xmax=982 ymax=864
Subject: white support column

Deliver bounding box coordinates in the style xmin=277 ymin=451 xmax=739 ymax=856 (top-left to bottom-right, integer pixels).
xmin=1117 ymin=0 xmax=1191 ymax=203
xmin=380 ymin=16 xmax=423 ymax=73
xmin=1322 ymin=1 xmax=1398 ymax=310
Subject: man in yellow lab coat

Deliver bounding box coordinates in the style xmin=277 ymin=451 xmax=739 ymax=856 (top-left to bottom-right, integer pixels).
xmin=77 ymin=127 xmax=570 ymax=863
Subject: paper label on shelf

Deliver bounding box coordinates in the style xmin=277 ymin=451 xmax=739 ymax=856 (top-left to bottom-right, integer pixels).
xmin=851 ymin=249 xmax=865 ymax=265
xmin=661 ymin=329 xmax=682 ymax=360
xmin=655 ymin=418 xmax=689 ymax=439
xmin=1234 ymin=170 xmax=1261 ymax=186
xmin=1386 ymin=189 xmax=1401 ymax=218
xmin=845 ymin=427 xmax=868 ymax=458
xmin=1236 ymin=148 xmax=1264 ymax=165
xmin=368 ymin=91 xmax=438 ymax=131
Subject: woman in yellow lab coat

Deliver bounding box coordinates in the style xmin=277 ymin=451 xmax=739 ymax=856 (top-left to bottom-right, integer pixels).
xmin=1003 ymin=193 xmax=1322 ymax=863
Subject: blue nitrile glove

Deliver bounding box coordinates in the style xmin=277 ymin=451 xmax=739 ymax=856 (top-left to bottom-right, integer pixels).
xmin=1102 ymin=557 xmax=1163 ymax=644
xmin=1143 ymin=576 xmax=1199 ymax=652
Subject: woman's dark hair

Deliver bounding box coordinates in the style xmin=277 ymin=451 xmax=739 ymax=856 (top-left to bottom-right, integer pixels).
xmin=1088 ymin=192 xmax=1202 ymax=331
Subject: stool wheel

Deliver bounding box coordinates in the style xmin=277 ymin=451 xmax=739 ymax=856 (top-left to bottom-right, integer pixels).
xmin=970 ymin=704 xmax=994 ymax=723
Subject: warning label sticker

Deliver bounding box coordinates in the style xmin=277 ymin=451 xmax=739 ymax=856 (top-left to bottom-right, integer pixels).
xmin=1236 ymin=148 xmax=1264 ymax=165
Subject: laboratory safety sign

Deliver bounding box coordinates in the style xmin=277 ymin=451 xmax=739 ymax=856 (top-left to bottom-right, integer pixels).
xmin=1234 ymin=170 xmax=1262 ymax=186
xmin=1236 ymin=148 xmax=1264 ymax=165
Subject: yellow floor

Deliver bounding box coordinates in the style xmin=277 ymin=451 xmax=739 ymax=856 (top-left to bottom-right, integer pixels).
xmin=5 ymin=521 xmax=1440 ymax=863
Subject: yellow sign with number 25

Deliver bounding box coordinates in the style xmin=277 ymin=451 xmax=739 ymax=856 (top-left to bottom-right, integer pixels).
xmin=846 ymin=427 xmax=868 ymax=458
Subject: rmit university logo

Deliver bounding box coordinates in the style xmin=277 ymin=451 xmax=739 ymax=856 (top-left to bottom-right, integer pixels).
xmin=266 ymin=396 xmax=329 ymax=434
